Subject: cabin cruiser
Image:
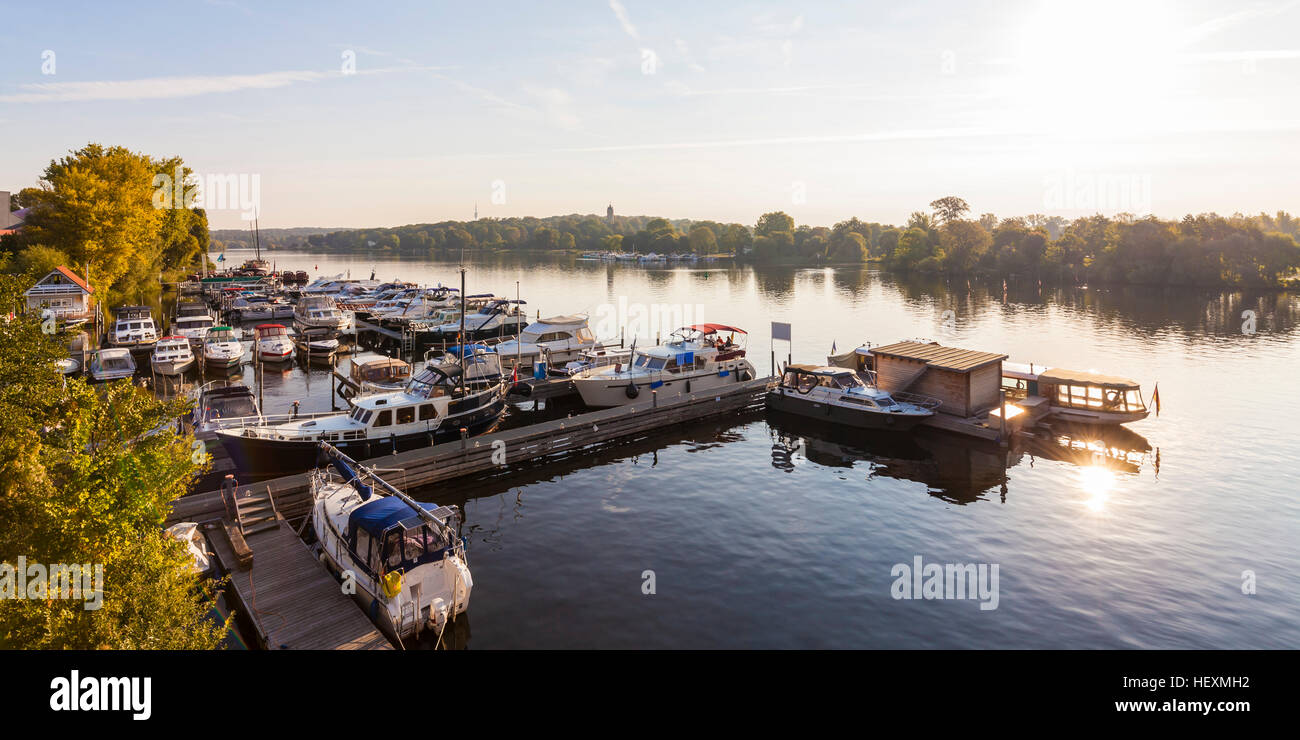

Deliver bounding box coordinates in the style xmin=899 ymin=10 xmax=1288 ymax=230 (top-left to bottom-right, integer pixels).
xmin=560 ymin=346 xmax=633 ymax=377
xmin=215 ymin=361 xmax=507 ymax=474
xmin=173 ymin=312 xmax=216 ymax=346
xmin=380 ymin=290 xmax=482 ymax=328
xmin=151 ymin=336 xmax=197 ymax=376
xmin=203 ymin=326 xmax=244 ymax=371
xmin=294 ymin=295 xmax=350 ymax=331
xmin=87 ymin=348 xmax=137 ymax=382
xmin=570 ymin=324 xmax=755 ymax=407
xmin=311 ymin=444 xmax=471 ymax=642
xmin=192 ymin=382 xmax=262 ymax=433
xmin=429 ymin=345 xmax=504 ymax=386
xmin=427 ymin=299 xmax=527 ymax=339
xmin=107 ymin=306 xmax=158 ymax=350
xmin=766 ymin=364 xmax=939 ymax=431
xmin=253 ymin=323 xmax=294 ymax=362
xmin=494 ymin=315 xmax=599 ymax=374
xmin=1002 ymin=363 xmax=1151 ymax=426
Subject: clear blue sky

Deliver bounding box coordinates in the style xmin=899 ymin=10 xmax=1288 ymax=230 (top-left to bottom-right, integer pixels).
xmin=1 ymin=0 xmax=1298 ymax=229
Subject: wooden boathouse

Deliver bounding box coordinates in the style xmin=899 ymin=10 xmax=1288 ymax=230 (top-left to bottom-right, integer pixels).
xmin=869 ymin=341 xmax=1008 ymax=418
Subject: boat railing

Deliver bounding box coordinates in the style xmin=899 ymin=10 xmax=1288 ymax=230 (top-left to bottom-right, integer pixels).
xmin=206 ymin=409 xmax=341 ymax=431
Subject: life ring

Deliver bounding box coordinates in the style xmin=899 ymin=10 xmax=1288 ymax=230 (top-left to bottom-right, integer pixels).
xmin=625 ymin=382 xmax=639 ymax=399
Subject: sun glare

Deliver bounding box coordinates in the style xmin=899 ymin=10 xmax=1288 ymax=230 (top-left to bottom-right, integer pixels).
xmin=1079 ymin=465 xmax=1116 ymax=513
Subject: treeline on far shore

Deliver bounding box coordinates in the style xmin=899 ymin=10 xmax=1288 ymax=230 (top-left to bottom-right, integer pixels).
xmin=214 ymin=198 xmax=1300 ymax=288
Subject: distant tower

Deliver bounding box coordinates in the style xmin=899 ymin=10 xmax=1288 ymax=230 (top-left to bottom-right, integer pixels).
xmin=474 ymin=203 xmax=478 ymax=221
xmin=606 ymin=203 xmax=614 ymax=222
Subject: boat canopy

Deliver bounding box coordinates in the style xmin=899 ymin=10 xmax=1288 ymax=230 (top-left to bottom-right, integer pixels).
xmin=347 ymin=496 xmax=443 ymax=537
xmin=1036 ymin=368 xmax=1140 ymax=390
xmin=686 ymin=323 xmax=746 ymax=334
xmin=784 ymin=364 xmax=851 ymax=376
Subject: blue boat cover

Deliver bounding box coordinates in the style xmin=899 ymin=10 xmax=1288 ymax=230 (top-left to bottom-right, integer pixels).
xmin=329 ymin=457 xmax=373 ymax=500
xmin=348 ymin=496 xmax=440 ymax=537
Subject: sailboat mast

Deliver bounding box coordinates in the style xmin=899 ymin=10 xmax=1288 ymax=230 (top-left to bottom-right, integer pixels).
xmin=458 ymin=266 xmax=466 ymax=396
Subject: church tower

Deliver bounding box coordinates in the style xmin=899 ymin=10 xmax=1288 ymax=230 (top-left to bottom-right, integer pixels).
xmin=606 ymin=203 xmax=614 ymax=222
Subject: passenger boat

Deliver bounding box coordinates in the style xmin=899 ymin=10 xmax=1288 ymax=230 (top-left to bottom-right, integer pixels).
xmin=203 ymin=326 xmax=244 ymax=371
xmin=215 ymin=361 xmax=507 ymax=475
xmin=1002 ymin=363 xmax=1151 ymax=426
xmin=311 ymin=444 xmax=471 ymax=643
xmin=493 ymin=314 xmax=599 ymax=374
xmin=87 ymin=348 xmax=137 ymax=382
xmin=150 ymin=336 xmax=197 ymax=376
xmin=191 ymin=382 xmax=262 ymax=433
xmin=106 ymin=306 xmax=158 ymax=350
xmin=294 ymin=295 xmax=350 ymax=331
xmin=765 ymin=364 xmax=939 ymax=431
xmin=253 ymin=323 xmax=294 ymax=362
xmin=570 ymin=324 xmax=755 ymax=407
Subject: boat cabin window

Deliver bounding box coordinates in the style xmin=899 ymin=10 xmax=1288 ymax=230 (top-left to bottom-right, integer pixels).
xmin=1054 ymin=384 xmax=1142 ymax=411
xmin=396 ymin=406 xmax=415 ymax=424
xmin=373 ymin=409 xmax=392 ymax=427
xmin=575 ymin=328 xmax=594 ymax=342
xmin=355 ymin=529 xmax=374 ymax=570
xmin=632 ymin=354 xmax=666 ymax=371
xmin=419 ymin=403 xmax=437 ymax=421
xmin=349 ymin=407 xmax=374 ymax=424
xmin=875 ymin=395 xmax=897 ymax=408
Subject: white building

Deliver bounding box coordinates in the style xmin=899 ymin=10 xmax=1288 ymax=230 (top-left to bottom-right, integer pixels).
xmin=24 ymin=266 xmax=94 ymax=323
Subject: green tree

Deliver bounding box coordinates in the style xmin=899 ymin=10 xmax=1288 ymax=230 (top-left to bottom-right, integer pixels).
xmin=755 ymin=211 xmax=794 ymax=238
xmin=0 ymin=275 xmax=224 ymax=649
xmin=929 ymin=196 xmax=970 ymax=224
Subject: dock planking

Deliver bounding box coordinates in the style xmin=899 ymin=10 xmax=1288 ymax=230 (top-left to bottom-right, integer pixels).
xmin=208 ymin=512 xmax=393 ymax=650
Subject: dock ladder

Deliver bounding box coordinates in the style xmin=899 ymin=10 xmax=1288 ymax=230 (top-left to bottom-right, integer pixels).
xmin=235 ymin=486 xmax=281 ymax=537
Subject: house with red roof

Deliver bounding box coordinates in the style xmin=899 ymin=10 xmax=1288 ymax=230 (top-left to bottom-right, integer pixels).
xmin=24 ymin=266 xmax=94 ymax=323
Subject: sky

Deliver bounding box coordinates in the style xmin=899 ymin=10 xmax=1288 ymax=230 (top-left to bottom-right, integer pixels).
xmin=1 ymin=0 xmax=1298 ymax=230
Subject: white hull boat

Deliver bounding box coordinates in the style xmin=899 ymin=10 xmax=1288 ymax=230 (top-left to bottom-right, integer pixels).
xmin=571 ymin=324 xmax=755 ymax=407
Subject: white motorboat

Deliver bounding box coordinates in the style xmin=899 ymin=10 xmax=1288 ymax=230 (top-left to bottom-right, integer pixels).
xmin=427 ymin=299 xmax=526 ymax=339
xmin=253 ymin=323 xmax=294 ymax=362
xmin=106 ymin=306 xmax=158 ymax=350
xmin=203 ymin=326 xmax=244 ymax=371
xmin=173 ymin=312 xmax=216 ymax=344
xmin=765 ymin=364 xmax=939 ymax=431
xmin=191 ymin=382 xmax=262 ymax=433
xmin=294 ymin=295 xmax=350 ymax=331
xmin=151 ymin=336 xmax=197 ymax=376
xmin=494 ymin=314 xmax=599 ymax=374
xmin=570 ymin=324 xmax=756 ymax=407
xmin=311 ymin=444 xmax=471 ymax=643
xmin=87 ymin=348 xmax=137 ymax=382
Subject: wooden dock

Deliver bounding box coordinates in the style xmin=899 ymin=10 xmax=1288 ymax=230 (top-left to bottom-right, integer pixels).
xmin=206 ymin=495 xmax=392 ymax=650
xmin=170 ymin=377 xmax=773 ymax=528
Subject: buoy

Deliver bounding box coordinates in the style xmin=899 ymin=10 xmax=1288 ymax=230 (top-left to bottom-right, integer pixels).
xmin=625 ymin=382 xmax=639 ymax=399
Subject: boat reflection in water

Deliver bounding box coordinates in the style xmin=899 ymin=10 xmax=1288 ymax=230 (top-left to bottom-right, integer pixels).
xmin=766 ymin=410 xmax=1155 ymax=505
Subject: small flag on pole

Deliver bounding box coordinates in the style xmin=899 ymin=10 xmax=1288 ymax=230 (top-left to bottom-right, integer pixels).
xmin=1151 ymin=383 xmax=1160 ymax=416
xmin=831 ymin=340 xmax=837 ymax=354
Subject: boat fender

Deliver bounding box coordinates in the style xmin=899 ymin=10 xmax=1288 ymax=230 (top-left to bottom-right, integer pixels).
xmin=625 ymin=382 xmax=639 ymax=399
xmin=380 ymin=569 xmax=403 ymax=599
xmin=685 ymin=379 xmax=691 ymax=393
xmin=369 ymin=598 xmax=380 ymax=621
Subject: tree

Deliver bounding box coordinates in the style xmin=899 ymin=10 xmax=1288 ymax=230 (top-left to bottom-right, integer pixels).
xmin=0 ymin=275 xmax=225 ymax=649
xmin=939 ymin=220 xmax=991 ymax=273
xmin=906 ymin=211 xmax=935 ymax=231
xmin=755 ymin=211 xmax=794 ymax=238
xmin=930 ymin=196 xmax=970 ymax=225
xmin=688 ymin=225 xmax=717 ymax=254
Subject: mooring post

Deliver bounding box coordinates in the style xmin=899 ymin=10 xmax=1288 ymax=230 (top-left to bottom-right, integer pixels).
xmin=999 ymin=389 xmax=1008 ymax=448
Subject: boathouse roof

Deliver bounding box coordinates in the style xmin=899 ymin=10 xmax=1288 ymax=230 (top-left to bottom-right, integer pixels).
xmin=870 ymin=340 xmax=1006 ymax=372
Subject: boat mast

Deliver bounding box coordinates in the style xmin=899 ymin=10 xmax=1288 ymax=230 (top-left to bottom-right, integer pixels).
xmin=458 ymin=265 xmax=466 ymax=396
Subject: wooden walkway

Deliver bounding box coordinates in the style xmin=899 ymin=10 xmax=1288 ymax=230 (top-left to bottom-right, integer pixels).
xmin=208 ymin=510 xmax=393 ymax=650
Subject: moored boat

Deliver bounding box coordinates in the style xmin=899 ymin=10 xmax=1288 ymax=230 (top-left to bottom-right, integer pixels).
xmin=151 ymin=336 xmax=197 ymax=376
xmin=311 ymin=444 xmax=471 ymax=643
xmin=765 ymin=364 xmax=939 ymax=431
xmin=494 ymin=314 xmax=599 ymax=374
xmin=87 ymin=348 xmax=137 ymax=382
xmin=203 ymin=326 xmax=244 ymax=371
xmin=253 ymin=323 xmax=294 ymax=362
xmin=570 ymin=324 xmax=755 ymax=407
xmin=107 ymin=306 xmax=158 ymax=350
xmin=1003 ymin=363 xmax=1152 ymax=426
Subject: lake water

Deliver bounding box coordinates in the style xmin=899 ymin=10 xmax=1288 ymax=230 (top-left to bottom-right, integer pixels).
xmin=188 ymin=250 xmax=1300 ymax=648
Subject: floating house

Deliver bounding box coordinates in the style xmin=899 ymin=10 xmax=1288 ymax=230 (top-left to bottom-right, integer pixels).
xmin=24 ymin=266 xmax=94 ymax=324
xmin=868 ymin=341 xmax=1007 ymax=418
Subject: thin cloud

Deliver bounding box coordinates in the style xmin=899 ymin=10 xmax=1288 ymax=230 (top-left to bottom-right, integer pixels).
xmin=552 ymin=127 xmax=1004 ymax=154
xmin=609 ymin=0 xmax=640 ymax=41
xmin=0 ymin=66 xmax=437 ymax=103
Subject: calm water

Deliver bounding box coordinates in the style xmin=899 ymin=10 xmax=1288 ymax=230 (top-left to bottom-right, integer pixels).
xmin=195 ymin=250 xmax=1300 ymax=648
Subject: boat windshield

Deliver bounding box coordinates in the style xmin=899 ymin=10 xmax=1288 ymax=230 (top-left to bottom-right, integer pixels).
xmin=101 ymin=357 xmax=131 ymax=370
xmin=208 ymin=331 xmax=235 ymax=343
xmin=405 ymin=368 xmax=451 ymax=398
xmin=348 ymin=406 xmax=374 ymax=423
xmin=208 ymin=395 xmax=258 ymax=418
xmin=631 ymin=353 xmax=667 ymax=371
